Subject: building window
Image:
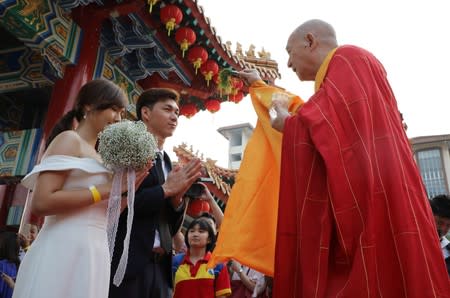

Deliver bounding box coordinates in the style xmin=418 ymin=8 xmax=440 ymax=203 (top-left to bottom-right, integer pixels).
xmin=416 ymin=148 xmax=448 ymax=198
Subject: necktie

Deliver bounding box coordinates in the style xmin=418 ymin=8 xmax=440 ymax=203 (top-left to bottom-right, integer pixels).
xmin=155 ymin=152 xmax=165 ymax=184
xmin=155 ymin=152 xmax=172 ymax=254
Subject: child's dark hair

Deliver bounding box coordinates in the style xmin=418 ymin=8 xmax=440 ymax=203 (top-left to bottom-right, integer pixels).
xmin=185 ymin=218 xmax=216 ymax=252
xmin=0 ymin=231 xmax=20 ymax=269
xmin=135 ymin=88 xmax=179 ymax=120
xmin=199 ymin=212 xmax=216 ymax=225
xmin=430 ymin=194 xmax=450 ymax=218
xmin=45 ymin=79 xmax=127 ymax=148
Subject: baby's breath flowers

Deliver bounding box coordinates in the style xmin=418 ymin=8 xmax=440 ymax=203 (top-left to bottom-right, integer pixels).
xmin=98 ymin=120 xmax=157 ymax=287
xmin=98 ymin=120 xmax=157 ymax=171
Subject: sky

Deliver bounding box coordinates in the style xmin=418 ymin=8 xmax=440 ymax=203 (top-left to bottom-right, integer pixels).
xmin=165 ymin=0 xmax=450 ymax=167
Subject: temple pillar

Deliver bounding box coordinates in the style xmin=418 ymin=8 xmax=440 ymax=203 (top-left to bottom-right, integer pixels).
xmin=42 ymin=6 xmax=103 ymax=142
xmin=22 ymin=5 xmax=105 ymax=229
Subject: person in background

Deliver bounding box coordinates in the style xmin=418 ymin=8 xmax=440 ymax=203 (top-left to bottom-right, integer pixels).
xmin=173 ymin=231 xmax=187 ymax=255
xmin=18 ymin=224 xmax=39 ymax=261
xmin=0 ymin=231 xmax=20 ymax=298
xmin=229 ymin=260 xmax=267 ymax=298
xmin=198 ymin=183 xmax=224 ymax=230
xmin=429 ymin=194 xmax=450 ymax=275
xmin=172 ymin=218 xmax=231 ymax=298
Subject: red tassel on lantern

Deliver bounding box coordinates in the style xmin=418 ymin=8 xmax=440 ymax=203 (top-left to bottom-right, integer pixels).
xmin=160 ymin=4 xmax=183 ymax=36
xmin=180 ymin=103 xmax=198 ymax=118
xmin=175 ymin=27 xmax=196 ymax=58
xmin=205 ymin=99 xmax=221 ymax=113
xmin=187 ymin=46 xmax=208 ymax=74
xmin=200 ymin=60 xmax=219 ymax=87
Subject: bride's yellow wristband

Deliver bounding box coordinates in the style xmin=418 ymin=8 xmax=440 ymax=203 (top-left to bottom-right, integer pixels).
xmin=89 ymin=185 xmax=101 ymax=203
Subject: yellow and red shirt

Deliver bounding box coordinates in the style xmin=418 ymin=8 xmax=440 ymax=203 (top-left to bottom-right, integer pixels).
xmin=173 ymin=251 xmax=231 ymax=297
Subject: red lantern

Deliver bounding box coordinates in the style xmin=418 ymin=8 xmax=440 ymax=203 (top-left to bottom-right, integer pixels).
xmin=200 ymin=60 xmax=219 ymax=87
xmin=180 ymin=103 xmax=198 ymax=118
xmin=187 ymin=199 xmax=210 ymax=217
xmin=187 ymin=46 xmax=208 ymax=74
xmin=205 ymin=99 xmax=221 ymax=113
xmin=175 ymin=27 xmax=196 ymax=58
xmin=160 ymin=4 xmax=183 ymax=36
xmin=229 ymin=91 xmax=244 ymax=103
xmin=232 ymin=78 xmax=244 ymax=90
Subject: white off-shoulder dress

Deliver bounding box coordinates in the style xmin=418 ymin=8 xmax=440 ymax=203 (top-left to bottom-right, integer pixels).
xmin=13 ymin=155 xmax=112 ymax=298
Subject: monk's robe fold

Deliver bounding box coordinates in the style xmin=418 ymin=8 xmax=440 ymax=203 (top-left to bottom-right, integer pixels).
xmin=208 ymin=80 xmax=303 ymax=276
xmin=274 ymin=45 xmax=450 ymax=297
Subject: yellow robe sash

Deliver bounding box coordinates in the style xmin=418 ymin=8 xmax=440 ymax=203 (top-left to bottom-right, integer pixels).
xmin=208 ymin=80 xmax=303 ymax=276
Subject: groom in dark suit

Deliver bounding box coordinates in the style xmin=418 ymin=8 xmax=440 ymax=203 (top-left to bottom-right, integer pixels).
xmin=109 ymin=88 xmax=202 ymax=298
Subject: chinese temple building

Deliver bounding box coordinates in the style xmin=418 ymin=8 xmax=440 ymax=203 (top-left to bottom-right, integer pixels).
xmin=0 ymin=0 xmax=280 ymax=228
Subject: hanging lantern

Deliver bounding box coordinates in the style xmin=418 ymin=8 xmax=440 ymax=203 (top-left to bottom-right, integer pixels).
xmin=147 ymin=0 xmax=159 ymax=13
xmin=180 ymin=103 xmax=198 ymax=118
xmin=200 ymin=60 xmax=219 ymax=87
xmin=229 ymin=91 xmax=244 ymax=103
xmin=175 ymin=27 xmax=196 ymax=58
xmin=230 ymin=77 xmax=244 ymax=95
xmin=205 ymin=99 xmax=221 ymax=113
xmin=160 ymin=4 xmax=183 ymax=36
xmin=187 ymin=46 xmax=208 ymax=74
xmin=232 ymin=78 xmax=244 ymax=90
xmin=187 ymin=198 xmax=210 ymax=217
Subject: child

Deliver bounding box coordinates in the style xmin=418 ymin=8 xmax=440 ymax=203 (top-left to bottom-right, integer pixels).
xmin=172 ymin=218 xmax=231 ymax=297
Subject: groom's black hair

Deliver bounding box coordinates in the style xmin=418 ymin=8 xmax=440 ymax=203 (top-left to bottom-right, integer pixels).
xmin=136 ymin=88 xmax=180 ymax=120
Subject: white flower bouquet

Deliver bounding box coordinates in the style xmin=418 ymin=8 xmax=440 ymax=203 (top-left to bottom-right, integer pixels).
xmin=98 ymin=120 xmax=157 ymax=171
xmin=98 ymin=120 xmax=157 ymax=286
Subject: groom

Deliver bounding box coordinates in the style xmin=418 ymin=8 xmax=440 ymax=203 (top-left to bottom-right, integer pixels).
xmin=109 ymin=88 xmax=201 ymax=298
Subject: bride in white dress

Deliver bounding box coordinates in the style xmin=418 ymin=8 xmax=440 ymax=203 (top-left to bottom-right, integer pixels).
xmin=13 ymin=79 xmax=149 ymax=298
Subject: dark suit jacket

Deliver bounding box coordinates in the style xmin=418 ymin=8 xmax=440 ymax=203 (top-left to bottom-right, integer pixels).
xmin=110 ymin=152 xmax=185 ymax=286
xmin=444 ymin=245 xmax=450 ymax=276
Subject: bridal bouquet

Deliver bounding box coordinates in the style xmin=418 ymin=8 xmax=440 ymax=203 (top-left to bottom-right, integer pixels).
xmin=98 ymin=120 xmax=157 ymax=286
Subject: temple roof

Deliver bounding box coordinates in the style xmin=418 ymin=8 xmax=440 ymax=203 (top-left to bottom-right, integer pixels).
xmin=173 ymin=143 xmax=237 ymax=203
xmin=0 ymin=0 xmax=281 ymax=116
xmin=59 ymin=0 xmax=282 ymax=114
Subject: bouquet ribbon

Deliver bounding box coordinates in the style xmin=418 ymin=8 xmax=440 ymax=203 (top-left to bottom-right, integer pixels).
xmin=106 ymin=168 xmax=136 ymax=286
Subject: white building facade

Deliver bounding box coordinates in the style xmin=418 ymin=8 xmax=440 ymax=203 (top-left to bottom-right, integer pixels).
xmin=410 ymin=134 xmax=450 ymax=198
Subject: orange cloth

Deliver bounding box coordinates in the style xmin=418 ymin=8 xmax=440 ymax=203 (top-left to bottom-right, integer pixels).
xmin=209 ymin=80 xmax=303 ymax=276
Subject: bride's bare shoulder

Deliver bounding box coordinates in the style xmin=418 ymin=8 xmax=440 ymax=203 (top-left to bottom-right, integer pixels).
xmin=44 ymin=131 xmax=82 ymax=158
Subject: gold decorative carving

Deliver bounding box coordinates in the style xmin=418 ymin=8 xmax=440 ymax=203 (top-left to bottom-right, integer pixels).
xmin=245 ymin=44 xmax=256 ymax=58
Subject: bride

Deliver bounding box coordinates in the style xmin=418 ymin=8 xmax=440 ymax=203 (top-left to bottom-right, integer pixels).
xmin=13 ymin=79 xmax=150 ymax=298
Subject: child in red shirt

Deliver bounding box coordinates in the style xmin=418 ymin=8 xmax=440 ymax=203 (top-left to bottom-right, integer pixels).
xmin=172 ymin=218 xmax=231 ymax=297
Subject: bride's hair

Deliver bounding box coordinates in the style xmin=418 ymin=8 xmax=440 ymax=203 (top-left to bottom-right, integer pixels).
xmin=45 ymin=79 xmax=127 ymax=148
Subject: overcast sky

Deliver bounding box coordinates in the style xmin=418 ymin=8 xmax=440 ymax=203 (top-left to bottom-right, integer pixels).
xmin=165 ymin=0 xmax=450 ymax=167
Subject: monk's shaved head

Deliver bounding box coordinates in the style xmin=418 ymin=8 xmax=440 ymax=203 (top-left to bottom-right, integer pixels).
xmin=285 ymin=19 xmax=338 ymax=81
xmin=291 ymin=19 xmax=337 ymax=48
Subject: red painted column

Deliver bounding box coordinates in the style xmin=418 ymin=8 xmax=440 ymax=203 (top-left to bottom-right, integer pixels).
xmin=23 ymin=6 xmax=104 ymax=228
xmin=41 ymin=6 xmax=103 ymax=143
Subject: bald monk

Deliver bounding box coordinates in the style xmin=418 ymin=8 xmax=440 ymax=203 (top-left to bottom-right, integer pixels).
xmin=268 ymin=19 xmax=450 ymax=297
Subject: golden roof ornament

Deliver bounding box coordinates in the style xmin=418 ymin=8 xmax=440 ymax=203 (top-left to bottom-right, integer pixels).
xmin=235 ymin=42 xmax=244 ymax=57
xmin=245 ymin=44 xmax=256 ymax=58
xmin=258 ymin=47 xmax=271 ymax=59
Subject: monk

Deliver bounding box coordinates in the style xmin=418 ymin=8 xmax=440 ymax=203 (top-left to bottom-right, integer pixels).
xmin=267 ymin=19 xmax=450 ymax=297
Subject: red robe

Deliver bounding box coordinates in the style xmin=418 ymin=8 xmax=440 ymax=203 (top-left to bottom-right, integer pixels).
xmin=274 ymin=45 xmax=450 ymax=297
